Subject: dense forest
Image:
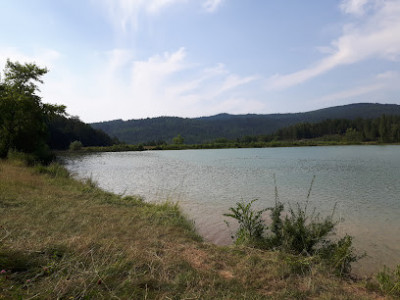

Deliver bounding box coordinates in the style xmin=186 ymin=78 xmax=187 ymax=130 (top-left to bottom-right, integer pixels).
xmin=237 ymin=114 xmax=400 ymax=144
xmin=91 ymin=103 xmax=400 ymax=145
xmin=46 ymin=115 xmax=116 ymax=150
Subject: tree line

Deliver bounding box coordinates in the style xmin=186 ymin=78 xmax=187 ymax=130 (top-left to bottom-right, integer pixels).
xmin=92 ymin=104 xmax=400 ymax=145
xmin=234 ymin=115 xmax=400 ymax=144
xmin=46 ymin=115 xmax=116 ymax=150
xmin=272 ymin=116 xmax=400 ymax=143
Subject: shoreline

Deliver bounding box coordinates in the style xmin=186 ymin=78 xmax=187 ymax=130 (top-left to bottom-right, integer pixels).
xmin=60 ymin=140 xmax=400 ymax=154
xmin=0 ymin=158 xmax=394 ymax=298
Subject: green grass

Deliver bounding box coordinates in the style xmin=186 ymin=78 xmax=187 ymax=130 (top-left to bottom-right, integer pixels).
xmin=0 ymin=159 xmax=388 ymax=299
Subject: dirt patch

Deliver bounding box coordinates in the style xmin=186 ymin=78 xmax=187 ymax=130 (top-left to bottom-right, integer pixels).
xmin=182 ymin=247 xmax=210 ymax=270
xmin=218 ymin=270 xmax=234 ymax=279
xmin=181 ymin=246 xmax=235 ymax=280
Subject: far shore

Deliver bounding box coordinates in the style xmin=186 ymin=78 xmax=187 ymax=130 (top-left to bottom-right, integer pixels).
xmin=60 ymin=140 xmax=400 ymax=154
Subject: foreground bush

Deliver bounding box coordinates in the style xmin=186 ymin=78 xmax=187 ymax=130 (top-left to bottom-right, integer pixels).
xmin=224 ymin=178 xmax=364 ymax=277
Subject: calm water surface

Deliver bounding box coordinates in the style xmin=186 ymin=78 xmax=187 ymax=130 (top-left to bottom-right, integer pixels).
xmin=64 ymin=146 xmax=400 ymax=275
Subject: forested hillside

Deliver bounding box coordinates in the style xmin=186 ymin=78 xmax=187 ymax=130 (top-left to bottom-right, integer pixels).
xmin=47 ymin=115 xmax=116 ymax=150
xmin=91 ymin=103 xmax=400 ymax=144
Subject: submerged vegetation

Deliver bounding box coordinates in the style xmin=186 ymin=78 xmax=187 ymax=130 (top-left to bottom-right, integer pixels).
xmin=0 ymin=157 xmax=392 ymax=299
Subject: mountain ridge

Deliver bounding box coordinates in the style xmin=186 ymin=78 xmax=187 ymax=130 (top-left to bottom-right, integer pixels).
xmin=91 ymin=103 xmax=400 ymax=144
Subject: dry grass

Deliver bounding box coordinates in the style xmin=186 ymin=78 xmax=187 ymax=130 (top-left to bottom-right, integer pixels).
xmin=0 ymin=159 xmax=387 ymax=299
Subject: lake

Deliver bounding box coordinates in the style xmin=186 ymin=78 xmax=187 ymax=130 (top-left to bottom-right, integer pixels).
xmin=63 ymin=146 xmax=400 ymax=275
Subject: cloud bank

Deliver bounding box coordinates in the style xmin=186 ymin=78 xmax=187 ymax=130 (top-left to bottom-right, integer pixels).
xmin=267 ymin=0 xmax=400 ymax=90
xmin=94 ymin=47 xmax=260 ymax=120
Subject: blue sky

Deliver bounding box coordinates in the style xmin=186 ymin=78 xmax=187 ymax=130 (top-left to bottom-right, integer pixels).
xmin=1 ymin=0 xmax=400 ymax=122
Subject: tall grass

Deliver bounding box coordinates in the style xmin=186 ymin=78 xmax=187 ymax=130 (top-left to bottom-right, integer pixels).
xmin=376 ymin=265 xmax=400 ymax=297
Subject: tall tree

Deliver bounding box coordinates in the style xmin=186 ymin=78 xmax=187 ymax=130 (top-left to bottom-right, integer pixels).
xmin=0 ymin=59 xmax=65 ymax=159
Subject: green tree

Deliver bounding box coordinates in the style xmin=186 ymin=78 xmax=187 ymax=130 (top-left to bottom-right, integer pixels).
xmin=172 ymin=134 xmax=184 ymax=144
xmin=344 ymin=128 xmax=361 ymax=142
xmin=69 ymin=140 xmax=83 ymax=151
xmin=0 ymin=59 xmax=65 ymax=159
xmin=379 ymin=114 xmax=390 ymax=142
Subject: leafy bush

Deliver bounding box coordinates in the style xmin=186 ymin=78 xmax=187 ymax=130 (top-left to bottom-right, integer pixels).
xmin=69 ymin=140 xmax=83 ymax=151
xmin=224 ymin=199 xmax=267 ymax=247
xmin=319 ymin=234 xmax=365 ymax=276
xmin=224 ymin=177 xmax=363 ymax=277
xmin=278 ymin=202 xmax=336 ymax=255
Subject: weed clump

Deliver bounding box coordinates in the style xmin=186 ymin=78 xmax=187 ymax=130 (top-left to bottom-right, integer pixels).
xmin=224 ymin=176 xmax=364 ymax=277
xmin=224 ymin=199 xmax=267 ymax=247
xmin=376 ymin=265 xmax=400 ymax=297
xmin=34 ymin=162 xmax=70 ymax=178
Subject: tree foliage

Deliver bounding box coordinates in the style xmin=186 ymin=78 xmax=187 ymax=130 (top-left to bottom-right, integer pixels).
xmin=0 ymin=59 xmax=116 ymax=158
xmin=0 ymin=60 xmax=67 ymax=159
xmin=47 ymin=115 xmax=116 ymax=150
xmin=272 ymin=115 xmax=400 ymax=143
xmin=172 ymin=134 xmax=184 ymax=145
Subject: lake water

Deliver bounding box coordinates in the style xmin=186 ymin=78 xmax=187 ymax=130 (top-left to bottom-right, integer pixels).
xmin=63 ymin=146 xmax=400 ymax=275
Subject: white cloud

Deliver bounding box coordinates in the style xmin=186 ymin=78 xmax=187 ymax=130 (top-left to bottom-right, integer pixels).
xmin=219 ymin=74 xmax=259 ymax=95
xmin=340 ymin=0 xmax=371 ymax=16
xmin=267 ymin=0 xmax=400 ymax=90
xmin=146 ymin=0 xmax=187 ymax=14
xmin=376 ymin=70 xmax=400 ymax=80
xmin=0 ymin=45 xmax=259 ymax=122
xmin=90 ymin=47 xmax=260 ymax=120
xmin=313 ymin=83 xmax=385 ymax=105
xmin=106 ymin=49 xmax=134 ymax=71
xmin=95 ymin=0 xmax=225 ymax=31
xmin=203 ymin=0 xmax=225 ymax=13
xmin=314 ymin=70 xmax=400 ymax=105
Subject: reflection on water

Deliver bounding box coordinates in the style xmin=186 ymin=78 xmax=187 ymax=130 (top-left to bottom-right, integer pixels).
xmin=63 ymin=146 xmax=400 ymax=275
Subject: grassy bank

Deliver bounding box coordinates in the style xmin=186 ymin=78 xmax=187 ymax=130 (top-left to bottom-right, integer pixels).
xmin=70 ymin=140 xmax=400 ymax=154
xmin=0 ymin=159 xmax=388 ymax=299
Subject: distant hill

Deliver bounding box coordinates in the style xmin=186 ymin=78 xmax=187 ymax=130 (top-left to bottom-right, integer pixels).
xmin=91 ymin=103 xmax=400 ymax=144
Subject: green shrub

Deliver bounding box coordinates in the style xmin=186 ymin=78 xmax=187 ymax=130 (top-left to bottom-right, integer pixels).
xmin=224 ymin=176 xmax=363 ymax=277
xmin=279 ymin=202 xmax=336 ymax=255
xmin=319 ymin=234 xmax=365 ymax=276
xmin=69 ymin=140 xmax=83 ymax=151
xmin=34 ymin=163 xmax=70 ymax=178
xmin=224 ymin=199 xmax=267 ymax=247
xmin=8 ymin=150 xmax=35 ymax=166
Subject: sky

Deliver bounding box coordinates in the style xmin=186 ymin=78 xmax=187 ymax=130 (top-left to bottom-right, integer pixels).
xmin=1 ymin=0 xmax=400 ymax=123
